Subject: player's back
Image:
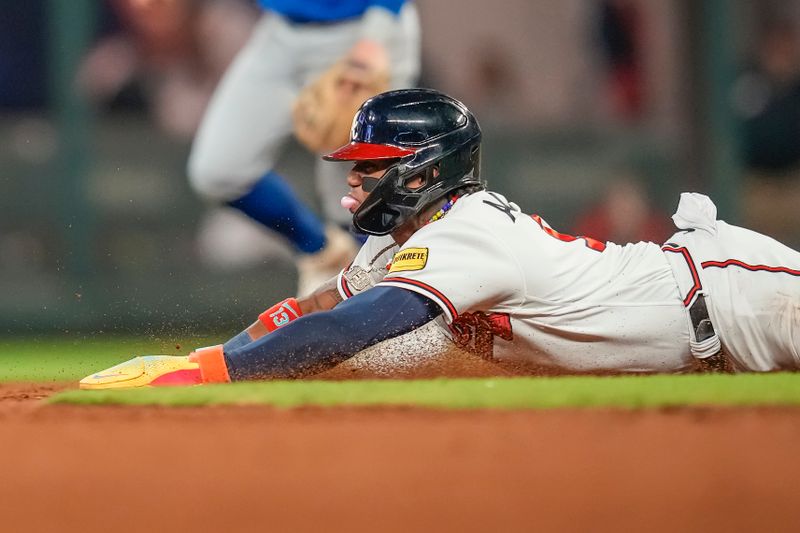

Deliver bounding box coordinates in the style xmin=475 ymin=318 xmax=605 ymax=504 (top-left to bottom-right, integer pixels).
xmin=442 ymin=190 xmax=678 ymax=307
xmin=415 ymin=190 xmax=694 ymax=372
xmin=518 ymin=217 xmax=682 ymax=308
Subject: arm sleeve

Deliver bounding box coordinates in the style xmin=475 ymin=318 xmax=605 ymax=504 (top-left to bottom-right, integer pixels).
xmin=224 ymin=286 xmax=442 ymax=380
xmin=223 ymin=331 xmax=252 ymax=352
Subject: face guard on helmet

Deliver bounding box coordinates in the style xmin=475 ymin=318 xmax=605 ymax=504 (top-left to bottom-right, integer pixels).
xmin=324 ymin=88 xmax=483 ymax=236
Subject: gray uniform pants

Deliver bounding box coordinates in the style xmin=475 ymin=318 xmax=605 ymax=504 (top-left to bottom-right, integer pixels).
xmin=187 ymin=5 xmax=421 ymax=226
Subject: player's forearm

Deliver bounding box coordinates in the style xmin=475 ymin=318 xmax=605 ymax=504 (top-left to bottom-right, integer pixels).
xmin=298 ymin=275 xmax=344 ymax=314
xmin=225 ymin=308 xmax=363 ymax=379
xmin=223 ymin=286 xmax=441 ymax=380
xmin=223 ymin=278 xmax=344 ymax=352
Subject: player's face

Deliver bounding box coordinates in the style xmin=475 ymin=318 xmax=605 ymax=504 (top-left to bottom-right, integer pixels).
xmin=342 ymin=159 xmax=397 ymax=213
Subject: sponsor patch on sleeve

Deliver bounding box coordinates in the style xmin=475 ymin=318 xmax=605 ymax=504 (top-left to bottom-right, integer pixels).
xmin=389 ymin=247 xmax=428 ymax=273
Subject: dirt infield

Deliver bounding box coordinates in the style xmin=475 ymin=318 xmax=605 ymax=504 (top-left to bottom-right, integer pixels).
xmin=2 ymin=383 xmax=800 ymax=533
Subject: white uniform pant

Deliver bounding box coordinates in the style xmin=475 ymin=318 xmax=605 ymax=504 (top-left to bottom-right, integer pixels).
xmin=664 ymin=193 xmax=800 ymax=371
xmin=187 ymin=5 xmax=421 ymax=225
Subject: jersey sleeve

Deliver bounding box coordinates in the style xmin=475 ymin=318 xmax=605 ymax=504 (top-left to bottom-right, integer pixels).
xmin=377 ymin=220 xmax=523 ymax=323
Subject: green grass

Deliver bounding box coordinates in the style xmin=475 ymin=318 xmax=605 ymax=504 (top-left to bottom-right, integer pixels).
xmin=50 ymin=373 xmax=800 ymax=410
xmin=6 ymin=336 xmax=800 ymax=411
xmin=0 ymin=335 xmax=220 ymax=382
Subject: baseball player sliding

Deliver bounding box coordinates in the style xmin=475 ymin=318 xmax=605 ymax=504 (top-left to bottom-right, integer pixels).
xmin=82 ymin=89 xmax=800 ymax=389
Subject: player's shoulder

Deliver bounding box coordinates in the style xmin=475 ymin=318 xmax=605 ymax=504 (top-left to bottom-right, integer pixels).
xmin=439 ymin=189 xmax=524 ymax=228
xmin=404 ymin=190 xmax=521 ymax=250
xmin=454 ymin=189 xmax=520 ymax=212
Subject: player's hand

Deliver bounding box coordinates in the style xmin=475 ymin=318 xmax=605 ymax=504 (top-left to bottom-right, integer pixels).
xmin=337 ymin=39 xmax=390 ymax=98
xmin=292 ymin=40 xmax=390 ymax=153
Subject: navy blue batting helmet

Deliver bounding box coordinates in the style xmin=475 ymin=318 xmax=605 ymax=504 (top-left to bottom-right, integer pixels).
xmin=324 ymin=88 xmax=483 ymax=235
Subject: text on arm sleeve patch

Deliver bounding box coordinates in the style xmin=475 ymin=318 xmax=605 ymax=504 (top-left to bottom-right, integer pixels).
xmin=389 ymin=247 xmax=428 ymax=273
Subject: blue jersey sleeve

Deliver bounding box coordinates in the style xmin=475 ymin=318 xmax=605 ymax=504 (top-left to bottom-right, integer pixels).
xmin=258 ymin=0 xmax=406 ymax=22
xmin=224 ymin=286 xmax=442 ymax=380
xmin=368 ymin=0 xmax=406 ymax=14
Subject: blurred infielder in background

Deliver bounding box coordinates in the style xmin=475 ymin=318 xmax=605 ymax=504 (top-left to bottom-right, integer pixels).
xmin=187 ymin=0 xmax=421 ymax=295
xmin=83 ymin=89 xmax=800 ymax=390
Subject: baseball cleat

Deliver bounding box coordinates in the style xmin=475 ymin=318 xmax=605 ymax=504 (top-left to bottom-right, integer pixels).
xmin=79 ymin=355 xmax=202 ymax=390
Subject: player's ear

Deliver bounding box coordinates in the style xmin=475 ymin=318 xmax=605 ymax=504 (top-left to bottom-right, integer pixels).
xmin=404 ymin=165 xmax=437 ymax=191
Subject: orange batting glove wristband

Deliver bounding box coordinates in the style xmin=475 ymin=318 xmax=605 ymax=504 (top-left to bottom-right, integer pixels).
xmin=258 ymin=297 xmax=303 ymax=333
xmin=188 ymin=345 xmax=231 ymax=384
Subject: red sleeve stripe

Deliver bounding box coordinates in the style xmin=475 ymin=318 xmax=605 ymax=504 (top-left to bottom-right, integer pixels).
xmin=339 ymin=263 xmax=354 ymax=299
xmin=340 ymin=274 xmax=353 ymax=298
xmin=701 ymin=259 xmax=800 ymax=276
xmin=662 ymin=245 xmax=702 ymax=306
xmin=379 ymin=276 xmax=458 ymax=320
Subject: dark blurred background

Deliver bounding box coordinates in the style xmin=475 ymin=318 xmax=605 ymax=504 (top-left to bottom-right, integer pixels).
xmin=2 ymin=0 xmax=800 ymax=335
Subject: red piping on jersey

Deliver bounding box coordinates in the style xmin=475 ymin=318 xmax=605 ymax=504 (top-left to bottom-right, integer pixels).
xmin=701 ymin=259 xmax=800 ymax=276
xmin=340 ymin=262 xmax=354 ymax=298
xmin=380 ymin=276 xmax=458 ymax=320
xmin=530 ymin=214 xmax=606 ymax=252
xmin=662 ymin=245 xmax=702 ymax=306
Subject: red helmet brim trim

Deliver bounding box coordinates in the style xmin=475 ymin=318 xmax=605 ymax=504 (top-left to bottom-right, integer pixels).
xmin=323 ymin=142 xmax=416 ymax=161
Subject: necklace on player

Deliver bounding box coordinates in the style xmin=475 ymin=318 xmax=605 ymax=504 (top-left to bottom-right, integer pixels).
xmin=426 ymin=194 xmax=459 ymax=224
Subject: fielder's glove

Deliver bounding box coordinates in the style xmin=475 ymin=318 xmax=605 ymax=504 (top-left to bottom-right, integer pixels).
xmin=292 ymin=40 xmax=390 ymax=154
